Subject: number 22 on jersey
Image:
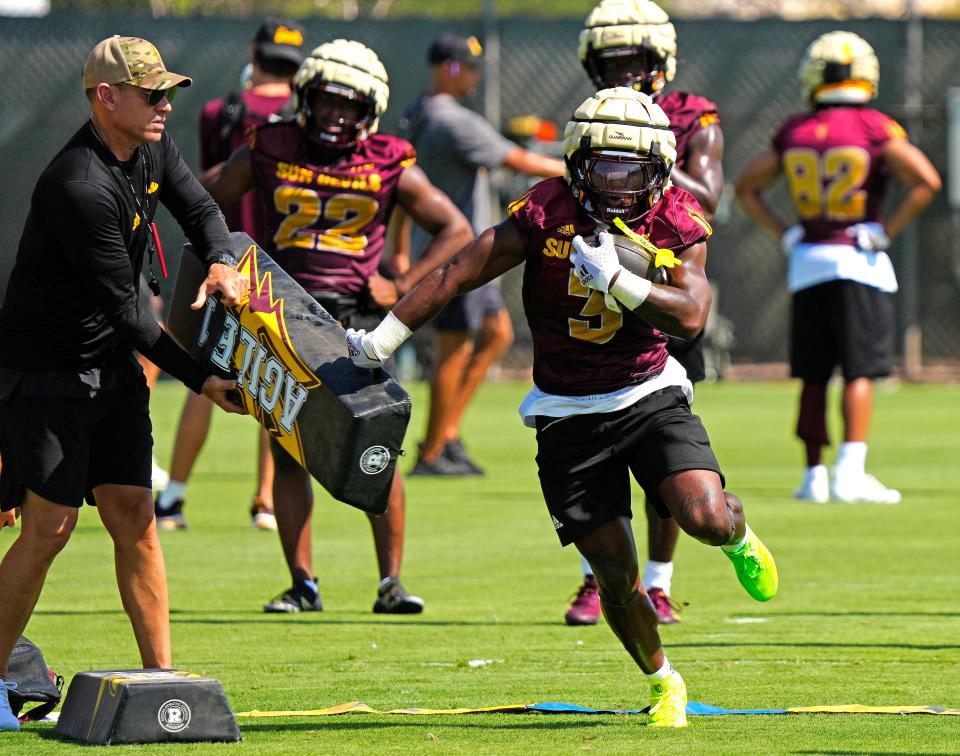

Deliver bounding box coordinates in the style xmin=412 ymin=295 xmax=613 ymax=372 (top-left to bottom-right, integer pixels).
xmin=273 ymin=186 xmax=379 ymax=255
xmin=782 ymin=146 xmax=870 ymax=222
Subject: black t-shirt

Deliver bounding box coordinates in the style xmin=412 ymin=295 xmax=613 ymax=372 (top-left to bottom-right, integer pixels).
xmin=0 ymin=122 xmax=233 ymax=395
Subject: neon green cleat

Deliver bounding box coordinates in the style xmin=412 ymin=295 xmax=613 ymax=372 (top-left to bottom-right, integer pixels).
xmin=648 ymin=671 xmax=687 ymax=728
xmin=723 ymin=525 xmax=778 ymax=601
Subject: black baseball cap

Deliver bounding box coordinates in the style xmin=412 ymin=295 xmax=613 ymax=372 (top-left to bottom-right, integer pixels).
xmin=427 ymin=33 xmax=484 ymax=66
xmin=253 ymin=18 xmax=306 ymax=66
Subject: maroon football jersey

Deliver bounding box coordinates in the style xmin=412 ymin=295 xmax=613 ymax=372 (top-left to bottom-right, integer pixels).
xmin=772 ymin=106 xmax=906 ymax=245
xmin=509 ymin=177 xmax=712 ymax=396
xmin=659 ymin=91 xmax=720 ymax=171
xmin=199 ymin=90 xmax=290 ymax=246
xmin=249 ymin=122 xmax=416 ymax=294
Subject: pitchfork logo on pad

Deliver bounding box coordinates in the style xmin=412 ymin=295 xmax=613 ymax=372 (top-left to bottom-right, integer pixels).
xmin=196 ymin=244 xmax=321 ymax=468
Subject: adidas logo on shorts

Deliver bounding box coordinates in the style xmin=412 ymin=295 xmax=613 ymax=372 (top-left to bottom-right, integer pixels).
xmin=552 ymin=515 xmax=563 ymax=530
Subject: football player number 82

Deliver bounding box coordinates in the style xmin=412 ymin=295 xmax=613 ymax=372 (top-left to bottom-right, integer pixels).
xmin=567 ymin=272 xmax=623 ymax=345
xmin=782 ymin=146 xmax=870 ymax=222
xmin=273 ymin=186 xmax=379 ymax=255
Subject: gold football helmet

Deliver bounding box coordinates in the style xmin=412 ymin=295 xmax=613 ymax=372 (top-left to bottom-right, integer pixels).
xmin=799 ymin=31 xmax=879 ymax=105
xmin=563 ymin=87 xmax=677 ymax=225
xmin=293 ymin=39 xmax=390 ymax=147
xmin=578 ymin=0 xmax=677 ymax=96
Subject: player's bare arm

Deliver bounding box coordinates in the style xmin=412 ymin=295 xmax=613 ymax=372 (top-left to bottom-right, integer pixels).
xmin=347 ymin=220 xmax=525 ymax=368
xmin=502 ymin=147 xmax=566 ymax=179
xmin=393 ymin=220 xmax=525 ymax=332
xmin=633 ymin=242 xmax=711 ymax=339
xmin=735 ymin=150 xmax=788 ymax=238
xmin=379 ymin=164 xmax=473 ymax=300
xmin=384 ymin=208 xmax=412 ymax=276
xmin=668 ymin=124 xmax=724 ymax=219
xmin=881 ymin=138 xmax=942 ymax=239
xmin=199 ymin=144 xmax=255 ymax=208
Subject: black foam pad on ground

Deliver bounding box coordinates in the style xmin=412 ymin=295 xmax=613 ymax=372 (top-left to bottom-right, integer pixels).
xmin=54 ymin=670 xmax=241 ymax=745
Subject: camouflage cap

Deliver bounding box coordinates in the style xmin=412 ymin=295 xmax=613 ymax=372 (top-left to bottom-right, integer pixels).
xmin=82 ymin=35 xmax=192 ymax=91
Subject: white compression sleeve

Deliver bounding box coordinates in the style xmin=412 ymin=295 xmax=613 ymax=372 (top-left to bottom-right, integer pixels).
xmin=608 ymin=268 xmax=653 ymax=311
xmin=367 ymin=312 xmax=413 ymax=359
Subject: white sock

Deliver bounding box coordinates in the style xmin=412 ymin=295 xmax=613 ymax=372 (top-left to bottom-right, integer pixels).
xmin=580 ymin=555 xmax=593 ymax=577
xmin=835 ymin=442 xmax=867 ymax=475
xmin=645 ymin=659 xmax=673 ymax=682
xmin=721 ymin=525 xmax=751 ymax=553
xmin=643 ymin=560 xmax=673 ymax=594
xmin=806 ymin=464 xmax=827 ymax=480
xmin=157 ymin=481 xmax=186 ymax=510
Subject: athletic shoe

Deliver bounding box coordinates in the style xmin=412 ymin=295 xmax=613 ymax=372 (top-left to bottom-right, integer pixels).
xmin=648 ymin=671 xmax=687 ymax=728
xmin=0 ymin=679 xmax=20 ymax=732
xmin=373 ymin=578 xmax=424 ymax=614
xmin=648 ymin=587 xmax=681 ymax=625
xmin=722 ymin=526 xmax=778 ymax=602
xmin=250 ymin=497 xmax=278 ymax=531
xmin=263 ymin=579 xmax=323 ymax=613
xmin=564 ymin=576 xmax=600 ymax=626
xmin=154 ymin=496 xmax=187 ymax=531
xmin=443 ymin=439 xmax=485 ymax=476
xmin=408 ymin=454 xmax=477 ymax=477
xmin=831 ymin=470 xmax=901 ymax=504
xmin=151 ymin=456 xmax=170 ymax=491
xmin=794 ymin=465 xmax=829 ymax=503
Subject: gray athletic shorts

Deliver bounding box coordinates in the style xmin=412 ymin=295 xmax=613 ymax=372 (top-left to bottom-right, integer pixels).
xmin=434 ymin=282 xmax=505 ymax=333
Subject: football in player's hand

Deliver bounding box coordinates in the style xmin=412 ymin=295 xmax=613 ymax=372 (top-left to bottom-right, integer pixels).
xmin=584 ymin=234 xmax=668 ymax=284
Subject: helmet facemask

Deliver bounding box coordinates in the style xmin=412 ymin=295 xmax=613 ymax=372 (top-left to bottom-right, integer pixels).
xmin=299 ymin=81 xmax=375 ymax=149
xmin=585 ymin=45 xmax=668 ymax=96
xmin=568 ymin=140 xmax=669 ymax=226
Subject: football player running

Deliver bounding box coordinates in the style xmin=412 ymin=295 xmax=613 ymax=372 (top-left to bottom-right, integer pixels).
xmin=201 ymin=40 xmax=472 ymax=614
xmin=736 ymin=31 xmax=940 ymax=504
xmin=567 ymin=0 xmax=725 ymax=626
xmin=346 ymin=87 xmax=778 ymax=727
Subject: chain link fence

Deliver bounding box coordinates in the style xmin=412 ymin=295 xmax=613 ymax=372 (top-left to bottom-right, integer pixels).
xmin=1 ymin=13 xmax=957 ymax=368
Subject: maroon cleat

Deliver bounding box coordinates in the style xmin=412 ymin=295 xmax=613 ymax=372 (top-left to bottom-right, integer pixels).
xmin=648 ymin=587 xmax=682 ymax=625
xmin=565 ymin=575 xmax=600 ymax=626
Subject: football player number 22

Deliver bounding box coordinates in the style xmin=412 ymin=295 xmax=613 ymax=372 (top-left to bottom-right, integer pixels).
xmin=783 ymin=146 xmax=870 ymax=222
xmin=273 ymin=186 xmax=379 ymax=254
xmin=568 ymin=272 xmax=623 ymax=345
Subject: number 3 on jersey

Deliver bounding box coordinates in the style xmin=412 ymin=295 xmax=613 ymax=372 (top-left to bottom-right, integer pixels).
xmin=783 ymin=146 xmax=870 ymax=222
xmin=568 ymin=272 xmax=622 ymax=344
xmin=273 ymin=186 xmax=378 ymax=255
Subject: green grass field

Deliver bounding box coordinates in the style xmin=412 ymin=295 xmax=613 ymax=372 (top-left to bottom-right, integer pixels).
xmin=3 ymin=379 xmax=959 ymax=753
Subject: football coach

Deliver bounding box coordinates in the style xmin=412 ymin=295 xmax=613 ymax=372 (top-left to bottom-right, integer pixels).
xmin=0 ymin=35 xmax=250 ymax=730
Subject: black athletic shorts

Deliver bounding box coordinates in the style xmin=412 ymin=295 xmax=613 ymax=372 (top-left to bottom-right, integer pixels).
xmin=434 ymin=282 xmax=505 ymax=333
xmin=533 ymin=386 xmax=724 ymax=546
xmin=791 ymin=280 xmax=894 ymax=383
xmin=0 ymin=353 xmax=152 ymax=510
xmin=666 ymin=332 xmax=705 ymax=383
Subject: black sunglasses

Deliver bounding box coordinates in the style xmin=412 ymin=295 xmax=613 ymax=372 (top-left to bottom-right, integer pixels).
xmin=117 ymin=83 xmax=178 ymax=106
